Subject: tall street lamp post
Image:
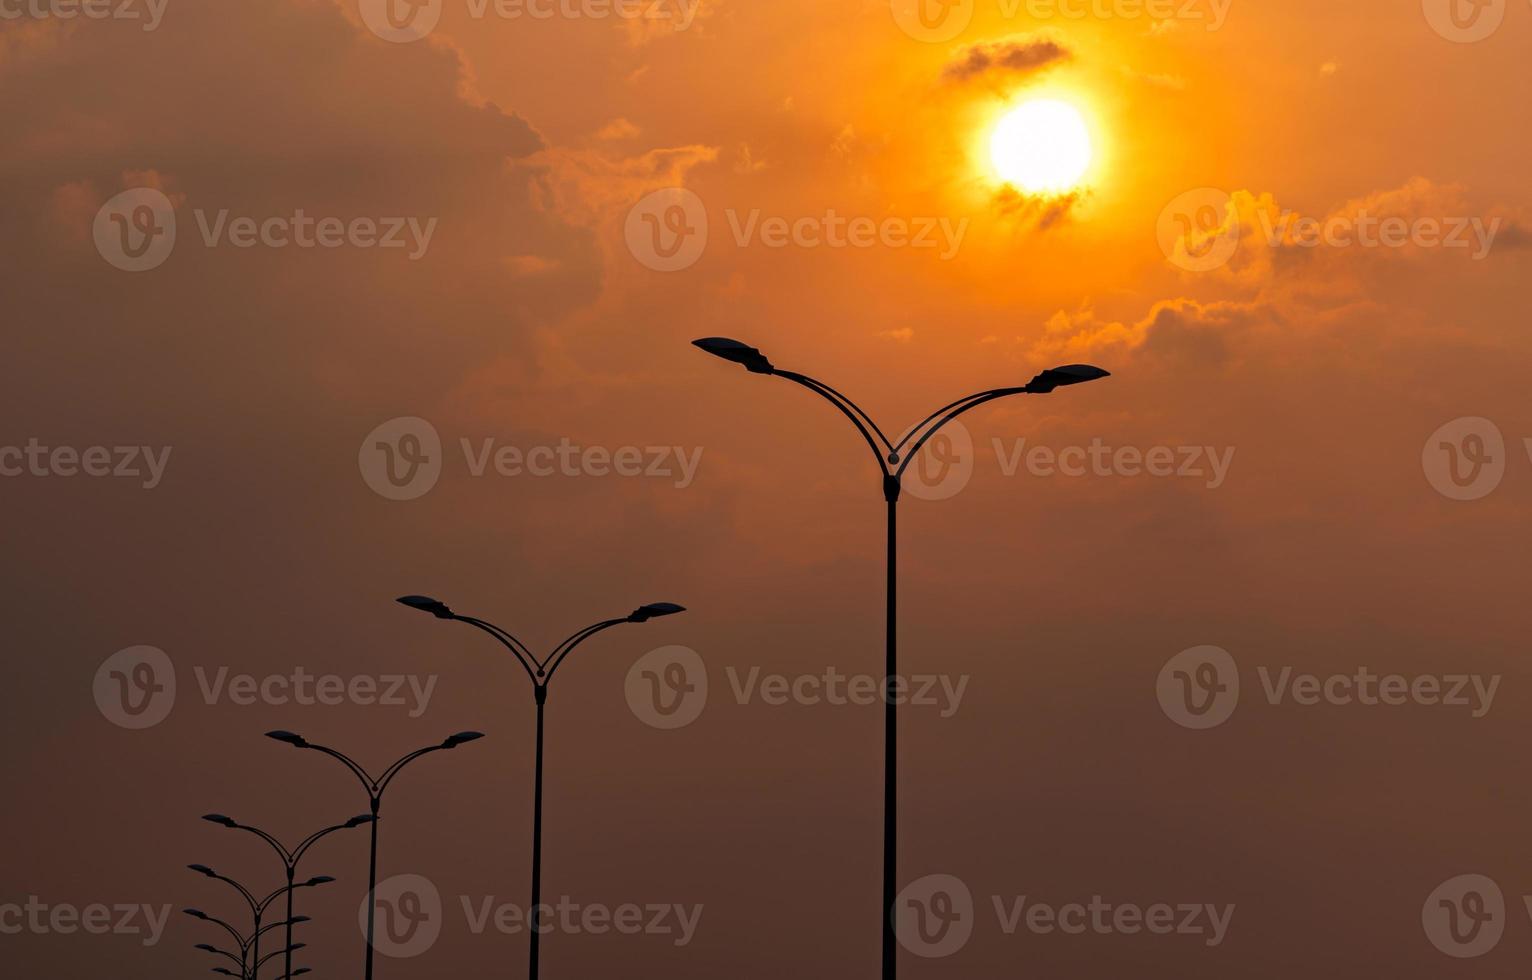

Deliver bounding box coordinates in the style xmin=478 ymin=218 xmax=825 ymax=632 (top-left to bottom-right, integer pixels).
xmin=693 ymin=336 xmax=1110 ymax=979
xmin=262 ymin=729 xmax=485 ymax=980
xmin=201 ymin=814 xmax=375 ymax=980
xmin=396 ymin=595 xmax=685 ymax=980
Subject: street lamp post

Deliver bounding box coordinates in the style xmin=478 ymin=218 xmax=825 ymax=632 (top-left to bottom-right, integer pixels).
xmin=395 ymin=595 xmax=686 ymax=980
xmin=187 ymin=865 xmax=334 ymax=980
xmin=201 ymin=814 xmax=375 ymax=980
xmin=692 ymin=336 xmax=1110 ymax=980
xmin=188 ymin=909 xmax=310 ymax=980
xmin=262 ymin=729 xmax=486 ymax=980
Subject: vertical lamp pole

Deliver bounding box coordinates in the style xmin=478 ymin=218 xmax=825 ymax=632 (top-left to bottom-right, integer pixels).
xmin=395 ymin=595 xmax=686 ymax=980
xmin=692 ymin=337 xmax=1110 ymax=980
xmin=262 ymin=729 xmax=486 ymax=980
xmin=201 ymin=814 xmax=375 ymax=980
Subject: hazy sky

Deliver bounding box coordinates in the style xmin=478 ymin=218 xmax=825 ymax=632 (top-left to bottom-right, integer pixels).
xmin=5 ymin=0 xmax=1532 ymax=976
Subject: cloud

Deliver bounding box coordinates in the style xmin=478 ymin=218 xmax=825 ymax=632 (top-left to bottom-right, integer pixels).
xmin=994 ymin=185 xmax=1083 ymax=230
xmin=596 ymin=118 xmax=641 ymax=141
xmin=943 ymin=34 xmax=1070 ymax=84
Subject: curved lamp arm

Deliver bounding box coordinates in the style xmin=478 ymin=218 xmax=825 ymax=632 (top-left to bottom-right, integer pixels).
xmin=310 ymin=743 xmax=379 ymax=795
xmin=895 ymin=388 xmax=1026 ymax=481
xmin=291 ymin=816 xmax=372 ymax=865
xmin=194 ymin=943 xmax=245 ymax=967
xmin=774 ymin=370 xmax=894 ymax=473
xmin=185 ymin=911 xmax=247 ymax=950
xmin=454 ymin=616 xmax=541 ymax=685
xmin=374 ymin=746 xmax=442 ymax=796
xmin=188 ymin=867 xmax=259 ymax=915
xmin=541 ymin=618 xmax=628 ymax=686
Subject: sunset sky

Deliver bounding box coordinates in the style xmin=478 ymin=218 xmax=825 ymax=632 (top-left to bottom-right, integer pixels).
xmin=5 ymin=0 xmax=1532 ymax=976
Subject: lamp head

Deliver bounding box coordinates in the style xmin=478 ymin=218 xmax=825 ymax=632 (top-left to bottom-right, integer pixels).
xmin=264 ymin=730 xmax=309 ymax=748
xmin=343 ymin=814 xmax=378 ymax=829
xmin=187 ymin=864 xmax=216 ymax=877
xmin=301 ymin=876 xmax=336 ymax=888
xmin=629 ymin=602 xmax=686 ymax=623
xmin=692 ymin=338 xmax=774 ymax=375
xmin=396 ymin=595 xmax=456 ymax=619
xmin=183 ymin=909 xmax=209 ymax=921
xmin=1023 ymin=364 xmax=1111 ymax=394
xmin=194 ymin=944 xmax=219 ymax=953
xmin=201 ymin=814 xmax=238 ymax=828
xmin=442 ymin=731 xmax=485 ymax=749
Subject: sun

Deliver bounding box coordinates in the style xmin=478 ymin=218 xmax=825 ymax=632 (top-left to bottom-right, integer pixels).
xmin=989 ymin=99 xmax=1093 ymax=195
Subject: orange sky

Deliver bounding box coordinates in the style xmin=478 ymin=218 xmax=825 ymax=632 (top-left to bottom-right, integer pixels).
xmin=5 ymin=1 xmax=1532 ymax=977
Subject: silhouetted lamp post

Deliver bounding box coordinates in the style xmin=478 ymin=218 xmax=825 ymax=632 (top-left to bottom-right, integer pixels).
xmin=187 ymin=865 xmax=333 ymax=980
xmin=396 ymin=595 xmax=685 ymax=980
xmin=262 ymin=729 xmax=485 ymax=980
xmin=202 ymin=814 xmax=374 ymax=980
xmin=187 ymin=909 xmax=309 ymax=980
xmin=693 ymin=336 xmax=1110 ymax=980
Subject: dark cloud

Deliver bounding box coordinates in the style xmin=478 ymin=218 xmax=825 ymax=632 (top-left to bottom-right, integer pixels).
xmin=942 ymin=34 xmax=1070 ymax=84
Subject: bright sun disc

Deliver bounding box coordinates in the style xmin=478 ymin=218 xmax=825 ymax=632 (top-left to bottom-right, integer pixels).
xmin=989 ymin=99 xmax=1092 ymax=194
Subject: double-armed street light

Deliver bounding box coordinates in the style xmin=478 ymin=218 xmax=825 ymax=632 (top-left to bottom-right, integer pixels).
xmin=395 ymin=595 xmax=685 ymax=980
xmin=262 ymin=729 xmax=486 ymax=980
xmin=201 ymin=814 xmax=375 ymax=980
xmin=186 ymin=865 xmax=334 ymax=980
xmin=187 ymin=908 xmax=310 ymax=980
xmin=693 ymin=336 xmax=1110 ymax=980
